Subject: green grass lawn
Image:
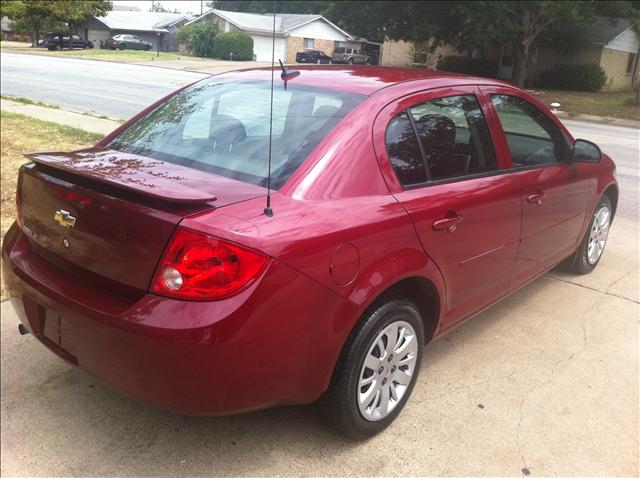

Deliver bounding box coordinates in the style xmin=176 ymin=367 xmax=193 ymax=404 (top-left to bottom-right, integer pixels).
xmin=1 ymin=41 xmax=184 ymax=62
xmin=531 ymin=89 xmax=639 ymax=122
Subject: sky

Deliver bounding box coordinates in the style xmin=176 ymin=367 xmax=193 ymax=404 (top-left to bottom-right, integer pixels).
xmin=113 ymin=1 xmax=210 ymax=15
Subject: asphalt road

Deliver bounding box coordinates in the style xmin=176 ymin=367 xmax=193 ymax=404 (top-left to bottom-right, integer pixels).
xmin=0 ymin=53 xmax=206 ymax=118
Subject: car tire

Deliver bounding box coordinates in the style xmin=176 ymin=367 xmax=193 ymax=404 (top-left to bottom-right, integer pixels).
xmin=317 ymin=299 xmax=424 ymax=440
xmin=348 ymin=58 xmax=354 ymax=65
xmin=568 ymin=195 xmax=612 ymax=274
xmin=119 ymin=44 xmax=126 ymax=50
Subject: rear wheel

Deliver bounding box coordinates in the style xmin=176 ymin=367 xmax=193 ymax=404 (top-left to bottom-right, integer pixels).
xmin=119 ymin=43 xmax=126 ymax=50
xmin=348 ymin=58 xmax=354 ymax=65
xmin=317 ymin=299 xmax=424 ymax=439
xmin=569 ymin=195 xmax=612 ymax=274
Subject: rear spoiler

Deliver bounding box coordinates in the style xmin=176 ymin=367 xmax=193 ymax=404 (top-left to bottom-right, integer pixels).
xmin=25 ymin=148 xmax=218 ymax=205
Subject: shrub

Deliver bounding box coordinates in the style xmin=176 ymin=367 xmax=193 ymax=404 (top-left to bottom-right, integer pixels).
xmin=213 ymin=31 xmax=254 ymax=61
xmin=436 ymin=55 xmax=499 ymax=78
xmin=538 ymin=64 xmax=607 ymax=92
xmin=176 ymin=22 xmax=218 ymax=58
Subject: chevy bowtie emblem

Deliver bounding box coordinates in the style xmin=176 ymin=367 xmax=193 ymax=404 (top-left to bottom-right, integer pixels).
xmin=54 ymin=209 xmax=76 ymax=228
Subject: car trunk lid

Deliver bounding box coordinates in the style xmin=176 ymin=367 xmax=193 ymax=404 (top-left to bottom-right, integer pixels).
xmin=19 ymin=148 xmax=265 ymax=292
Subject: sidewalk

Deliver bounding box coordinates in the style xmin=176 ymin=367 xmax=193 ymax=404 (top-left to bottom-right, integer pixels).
xmin=0 ymin=99 xmax=122 ymax=135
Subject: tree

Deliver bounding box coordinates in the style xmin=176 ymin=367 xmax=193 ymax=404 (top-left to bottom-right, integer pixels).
xmin=210 ymin=1 xmax=332 ymax=14
xmin=49 ymin=1 xmax=112 ymax=50
xmin=150 ymin=1 xmax=178 ymax=13
xmin=330 ymin=1 xmax=636 ymax=87
xmin=1 ymin=0 xmax=111 ymax=48
xmin=176 ymin=22 xmax=218 ymax=57
xmin=0 ymin=0 xmax=57 ymax=47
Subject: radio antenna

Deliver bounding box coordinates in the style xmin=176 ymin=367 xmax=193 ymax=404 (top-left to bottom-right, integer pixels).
xmin=263 ymin=1 xmax=276 ymax=217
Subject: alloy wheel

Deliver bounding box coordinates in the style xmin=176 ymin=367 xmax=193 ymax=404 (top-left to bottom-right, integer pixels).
xmin=357 ymin=320 xmax=418 ymax=421
xmin=587 ymin=205 xmax=610 ymax=264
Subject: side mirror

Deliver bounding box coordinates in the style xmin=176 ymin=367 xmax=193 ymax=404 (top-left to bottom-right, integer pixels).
xmin=573 ymin=139 xmax=602 ymax=163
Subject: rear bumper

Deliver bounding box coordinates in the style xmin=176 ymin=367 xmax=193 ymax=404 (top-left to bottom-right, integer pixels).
xmin=2 ymin=222 xmax=361 ymax=415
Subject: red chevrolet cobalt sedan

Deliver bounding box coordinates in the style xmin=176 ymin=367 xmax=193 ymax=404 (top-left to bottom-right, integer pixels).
xmin=2 ymin=67 xmax=617 ymax=439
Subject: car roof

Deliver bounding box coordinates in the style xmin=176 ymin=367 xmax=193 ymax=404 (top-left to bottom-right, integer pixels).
xmin=213 ymin=65 xmax=514 ymax=96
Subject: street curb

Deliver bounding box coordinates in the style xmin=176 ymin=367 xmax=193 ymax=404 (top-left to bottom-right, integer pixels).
xmin=553 ymin=111 xmax=640 ymax=130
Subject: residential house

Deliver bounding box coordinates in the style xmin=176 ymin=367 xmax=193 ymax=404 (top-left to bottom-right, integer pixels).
xmin=381 ymin=18 xmax=639 ymax=91
xmin=379 ymin=39 xmax=461 ymax=69
xmin=76 ymin=11 xmax=193 ymax=51
xmin=184 ymin=9 xmax=359 ymax=62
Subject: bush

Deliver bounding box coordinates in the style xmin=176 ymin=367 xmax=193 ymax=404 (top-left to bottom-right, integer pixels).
xmin=213 ymin=31 xmax=254 ymax=61
xmin=538 ymin=64 xmax=607 ymax=92
xmin=176 ymin=22 xmax=218 ymax=58
xmin=436 ymin=55 xmax=499 ymax=78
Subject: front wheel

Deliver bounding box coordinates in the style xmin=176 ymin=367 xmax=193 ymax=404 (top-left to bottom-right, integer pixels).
xmin=569 ymin=195 xmax=612 ymax=274
xmin=317 ymin=299 xmax=424 ymax=439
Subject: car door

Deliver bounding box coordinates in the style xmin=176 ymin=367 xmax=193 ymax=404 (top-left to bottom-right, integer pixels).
xmin=373 ymin=86 xmax=522 ymax=329
xmin=481 ymin=87 xmax=590 ymax=288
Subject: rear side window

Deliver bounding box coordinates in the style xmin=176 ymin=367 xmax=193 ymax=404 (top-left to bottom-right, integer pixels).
xmin=385 ymin=112 xmax=427 ymax=186
xmin=490 ymin=94 xmax=570 ymax=167
xmin=385 ymin=94 xmax=497 ymax=186
xmin=109 ymin=79 xmax=364 ymax=189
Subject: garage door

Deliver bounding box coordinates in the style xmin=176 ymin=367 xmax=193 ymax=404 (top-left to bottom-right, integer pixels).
xmin=252 ymin=35 xmax=286 ymax=62
xmin=88 ymin=29 xmax=111 ymax=47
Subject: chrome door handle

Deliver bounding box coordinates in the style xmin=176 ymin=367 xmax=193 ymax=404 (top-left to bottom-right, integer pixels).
xmin=527 ymin=189 xmax=546 ymax=206
xmin=432 ymin=213 xmax=463 ymax=232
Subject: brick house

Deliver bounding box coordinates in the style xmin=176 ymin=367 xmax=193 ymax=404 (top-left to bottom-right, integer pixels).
xmin=184 ymin=9 xmax=358 ymax=63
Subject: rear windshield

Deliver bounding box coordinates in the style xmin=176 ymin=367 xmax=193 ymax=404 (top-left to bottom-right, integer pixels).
xmin=109 ymin=79 xmax=364 ymax=189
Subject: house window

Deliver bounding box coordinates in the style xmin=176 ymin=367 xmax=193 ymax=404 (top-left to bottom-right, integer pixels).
xmin=224 ymin=20 xmax=230 ymax=33
xmin=626 ymin=52 xmax=637 ymax=75
xmin=303 ymin=38 xmax=314 ymax=49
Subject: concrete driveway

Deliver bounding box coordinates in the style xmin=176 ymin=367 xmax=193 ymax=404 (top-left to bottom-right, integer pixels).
xmin=1 ymin=215 xmax=637 ymax=477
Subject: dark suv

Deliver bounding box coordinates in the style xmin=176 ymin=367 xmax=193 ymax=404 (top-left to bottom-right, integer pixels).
xmin=45 ymin=33 xmax=93 ymax=50
xmin=296 ymin=50 xmax=332 ymax=64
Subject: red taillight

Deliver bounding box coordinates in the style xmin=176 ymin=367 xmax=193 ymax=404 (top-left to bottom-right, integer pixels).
xmin=150 ymin=227 xmax=269 ymax=300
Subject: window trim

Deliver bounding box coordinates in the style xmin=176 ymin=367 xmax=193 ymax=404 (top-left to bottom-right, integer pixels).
xmin=402 ymin=168 xmax=509 ymax=190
